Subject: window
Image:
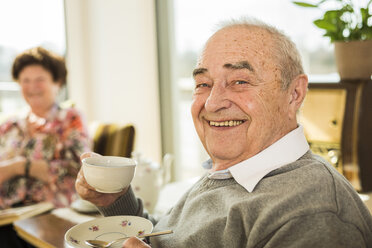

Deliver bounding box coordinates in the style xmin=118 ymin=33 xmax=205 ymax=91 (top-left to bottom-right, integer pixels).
xmin=0 ymin=0 xmax=66 ymax=120
xmin=159 ymin=0 xmax=339 ymax=181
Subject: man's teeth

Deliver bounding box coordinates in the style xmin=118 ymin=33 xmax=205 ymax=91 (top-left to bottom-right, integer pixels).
xmin=209 ymin=120 xmax=243 ymax=127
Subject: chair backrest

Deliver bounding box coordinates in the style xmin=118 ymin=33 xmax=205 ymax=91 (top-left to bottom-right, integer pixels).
xmin=93 ymin=123 xmax=135 ymax=157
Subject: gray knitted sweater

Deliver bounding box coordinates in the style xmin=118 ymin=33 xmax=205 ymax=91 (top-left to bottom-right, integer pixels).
xmin=99 ymin=151 xmax=372 ymax=247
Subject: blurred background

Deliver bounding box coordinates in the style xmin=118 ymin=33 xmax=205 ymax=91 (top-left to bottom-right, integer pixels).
xmin=0 ymin=0 xmax=339 ymax=181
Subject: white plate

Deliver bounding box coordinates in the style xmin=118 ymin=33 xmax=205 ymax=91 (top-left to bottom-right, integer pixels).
xmin=64 ymin=215 xmax=153 ymax=248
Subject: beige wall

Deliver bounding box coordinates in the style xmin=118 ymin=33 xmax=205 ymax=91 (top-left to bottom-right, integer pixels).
xmin=64 ymin=0 xmax=162 ymax=163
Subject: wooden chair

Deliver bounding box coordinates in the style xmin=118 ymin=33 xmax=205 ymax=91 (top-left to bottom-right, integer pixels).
xmin=93 ymin=123 xmax=135 ymax=157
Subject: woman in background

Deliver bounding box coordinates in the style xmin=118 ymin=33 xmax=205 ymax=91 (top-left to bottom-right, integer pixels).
xmin=0 ymin=47 xmax=91 ymax=209
xmin=0 ymin=47 xmax=90 ymax=247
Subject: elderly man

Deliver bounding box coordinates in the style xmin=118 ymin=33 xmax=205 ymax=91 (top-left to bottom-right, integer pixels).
xmin=76 ymin=18 xmax=372 ymax=247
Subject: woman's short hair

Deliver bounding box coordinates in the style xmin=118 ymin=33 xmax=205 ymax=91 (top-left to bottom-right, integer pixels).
xmin=12 ymin=47 xmax=67 ymax=86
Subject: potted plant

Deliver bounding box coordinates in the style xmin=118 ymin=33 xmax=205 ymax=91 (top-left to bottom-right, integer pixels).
xmin=293 ymin=0 xmax=372 ymax=79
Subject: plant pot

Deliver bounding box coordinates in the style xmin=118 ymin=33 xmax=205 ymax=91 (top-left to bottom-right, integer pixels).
xmin=334 ymin=40 xmax=372 ymax=80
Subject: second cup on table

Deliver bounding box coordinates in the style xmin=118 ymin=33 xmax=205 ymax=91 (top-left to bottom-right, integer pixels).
xmin=82 ymin=156 xmax=136 ymax=193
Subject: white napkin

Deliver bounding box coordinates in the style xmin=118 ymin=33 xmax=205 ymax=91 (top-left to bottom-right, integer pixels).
xmin=52 ymin=208 xmax=101 ymax=224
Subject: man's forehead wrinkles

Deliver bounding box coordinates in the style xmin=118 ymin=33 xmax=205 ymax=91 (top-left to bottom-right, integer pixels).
xmin=223 ymin=61 xmax=254 ymax=72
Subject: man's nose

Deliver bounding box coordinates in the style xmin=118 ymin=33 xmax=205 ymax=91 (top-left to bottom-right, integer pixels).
xmin=205 ymin=84 xmax=231 ymax=112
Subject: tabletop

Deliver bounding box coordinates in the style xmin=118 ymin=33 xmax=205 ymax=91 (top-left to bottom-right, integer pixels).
xmin=14 ymin=213 xmax=76 ymax=248
xmin=13 ymin=207 xmax=100 ymax=248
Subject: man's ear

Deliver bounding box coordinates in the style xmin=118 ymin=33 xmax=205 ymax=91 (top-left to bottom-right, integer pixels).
xmin=288 ymin=74 xmax=308 ymax=117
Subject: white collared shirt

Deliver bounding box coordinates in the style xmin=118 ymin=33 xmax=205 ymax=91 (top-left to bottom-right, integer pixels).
xmin=203 ymin=125 xmax=309 ymax=192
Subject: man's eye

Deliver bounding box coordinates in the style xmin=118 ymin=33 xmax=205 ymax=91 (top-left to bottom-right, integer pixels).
xmin=195 ymin=83 xmax=209 ymax=89
xmin=235 ymin=80 xmax=248 ymax=85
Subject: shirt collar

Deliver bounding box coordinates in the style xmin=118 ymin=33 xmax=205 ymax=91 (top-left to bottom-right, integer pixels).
xmin=17 ymin=103 xmax=59 ymax=130
xmin=204 ymin=125 xmax=309 ymax=192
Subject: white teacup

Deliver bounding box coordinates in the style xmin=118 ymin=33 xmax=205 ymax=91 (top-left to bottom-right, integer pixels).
xmin=82 ymin=156 xmax=136 ymax=193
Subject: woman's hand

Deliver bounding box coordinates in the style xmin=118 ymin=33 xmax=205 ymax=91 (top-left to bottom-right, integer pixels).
xmin=29 ymin=160 xmax=50 ymax=182
xmin=0 ymin=156 xmax=26 ymax=185
xmin=75 ymin=152 xmax=129 ymax=207
xmin=0 ymin=157 xmax=58 ymax=184
xmin=122 ymin=237 xmax=151 ymax=248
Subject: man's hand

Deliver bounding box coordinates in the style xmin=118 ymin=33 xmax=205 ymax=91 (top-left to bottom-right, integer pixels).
xmin=122 ymin=237 xmax=151 ymax=248
xmin=75 ymin=152 xmax=129 ymax=207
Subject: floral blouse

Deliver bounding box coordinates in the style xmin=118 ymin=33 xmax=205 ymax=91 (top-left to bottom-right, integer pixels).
xmin=0 ymin=104 xmax=91 ymax=209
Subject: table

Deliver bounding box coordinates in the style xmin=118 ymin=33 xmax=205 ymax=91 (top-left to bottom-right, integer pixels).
xmin=14 ymin=213 xmax=75 ymax=248
xmin=13 ymin=207 xmax=99 ymax=248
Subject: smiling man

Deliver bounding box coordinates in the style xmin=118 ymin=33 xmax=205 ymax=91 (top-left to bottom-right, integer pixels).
xmin=191 ymin=28 xmax=305 ymax=171
xmin=76 ymin=18 xmax=372 ymax=248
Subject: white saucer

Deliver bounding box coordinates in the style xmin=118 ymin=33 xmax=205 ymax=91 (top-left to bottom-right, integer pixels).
xmin=70 ymin=199 xmax=99 ymax=213
xmin=64 ymin=215 xmax=153 ymax=248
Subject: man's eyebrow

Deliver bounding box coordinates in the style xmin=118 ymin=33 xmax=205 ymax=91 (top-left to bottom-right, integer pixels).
xmin=223 ymin=61 xmax=254 ymax=72
xmin=192 ymin=68 xmax=207 ymax=77
xmin=192 ymin=61 xmax=253 ymax=77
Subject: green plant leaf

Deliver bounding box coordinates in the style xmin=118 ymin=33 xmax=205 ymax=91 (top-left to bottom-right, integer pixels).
xmin=361 ymin=8 xmax=368 ymax=24
xmin=323 ymin=10 xmax=345 ymax=24
xmin=360 ymin=8 xmax=372 ymax=24
xmin=292 ymin=1 xmax=318 ymax=7
xmin=314 ymin=19 xmax=337 ymax=31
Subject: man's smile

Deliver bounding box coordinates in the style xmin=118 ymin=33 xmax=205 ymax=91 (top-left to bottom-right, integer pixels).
xmin=208 ymin=120 xmax=246 ymax=127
